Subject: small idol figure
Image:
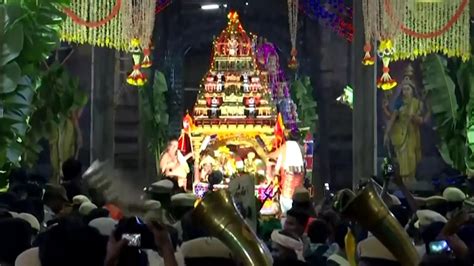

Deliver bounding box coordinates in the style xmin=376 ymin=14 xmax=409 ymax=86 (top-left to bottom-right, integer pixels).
xmin=246 ymin=97 xmax=257 ymax=118
xmin=228 ymin=37 xmax=238 ymax=56
xmin=210 ymin=97 xmax=221 ymax=118
xmin=216 ymin=73 xmax=224 ymax=92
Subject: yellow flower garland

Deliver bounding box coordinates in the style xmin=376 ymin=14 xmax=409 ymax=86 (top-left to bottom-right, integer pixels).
xmin=61 ymin=0 xmax=157 ymax=52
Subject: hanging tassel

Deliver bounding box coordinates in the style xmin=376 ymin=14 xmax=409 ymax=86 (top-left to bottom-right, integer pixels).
xmin=127 ymin=39 xmax=147 ymax=86
xmin=362 ymin=42 xmax=375 ymax=66
xmin=288 ymin=48 xmax=298 ymax=69
xmin=377 ymin=40 xmax=397 ymax=91
xmin=141 ymin=46 xmax=152 ymax=68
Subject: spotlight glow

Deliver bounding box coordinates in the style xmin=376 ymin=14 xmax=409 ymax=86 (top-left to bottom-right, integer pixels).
xmin=201 ymin=4 xmax=220 ymax=10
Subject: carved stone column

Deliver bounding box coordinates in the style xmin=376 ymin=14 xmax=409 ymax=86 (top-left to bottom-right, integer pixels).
xmin=352 ymin=0 xmax=377 ymax=188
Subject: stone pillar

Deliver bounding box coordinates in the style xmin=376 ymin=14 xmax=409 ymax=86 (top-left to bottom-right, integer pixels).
xmin=90 ymin=47 xmax=116 ymax=162
xmin=352 ymin=0 xmax=377 ymax=189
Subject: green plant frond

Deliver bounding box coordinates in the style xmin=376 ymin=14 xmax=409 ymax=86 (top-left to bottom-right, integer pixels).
xmin=290 ymin=75 xmax=318 ymax=133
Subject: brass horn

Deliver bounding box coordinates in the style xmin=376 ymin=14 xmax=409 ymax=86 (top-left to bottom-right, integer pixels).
xmin=192 ymin=189 xmax=273 ymax=266
xmin=335 ymin=183 xmax=420 ymax=266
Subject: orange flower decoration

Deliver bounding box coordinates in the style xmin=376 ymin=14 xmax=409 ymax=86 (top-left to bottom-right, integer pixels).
xmin=362 ymin=43 xmax=375 ymax=66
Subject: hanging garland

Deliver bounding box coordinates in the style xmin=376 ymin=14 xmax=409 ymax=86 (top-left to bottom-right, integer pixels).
xmin=362 ymin=0 xmax=407 ymax=91
xmin=299 ymin=0 xmax=353 ymax=42
xmin=288 ymin=0 xmax=299 ymax=69
xmin=122 ymin=0 xmax=156 ymax=86
xmin=386 ymin=0 xmax=468 ymax=38
xmin=386 ymin=0 xmax=470 ymax=61
xmin=61 ymin=0 xmax=128 ymax=50
xmin=63 ymin=0 xmax=122 ymax=28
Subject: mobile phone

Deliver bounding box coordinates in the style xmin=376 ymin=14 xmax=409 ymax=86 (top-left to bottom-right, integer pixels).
xmin=122 ymin=233 xmax=141 ymax=247
xmin=428 ymin=240 xmax=451 ymax=254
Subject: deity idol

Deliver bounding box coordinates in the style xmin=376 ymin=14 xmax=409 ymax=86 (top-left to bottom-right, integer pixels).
xmin=384 ymin=65 xmax=426 ymax=181
xmin=228 ymin=36 xmax=239 ymax=56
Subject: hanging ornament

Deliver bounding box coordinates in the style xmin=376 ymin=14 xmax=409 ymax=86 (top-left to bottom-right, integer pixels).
xmin=141 ymin=44 xmax=152 ymax=68
xmin=362 ymin=43 xmax=375 ymax=65
xmin=122 ymin=0 xmax=156 ymax=49
xmin=385 ymin=0 xmax=470 ymax=61
xmin=127 ymin=39 xmax=147 ymax=86
xmin=122 ymin=0 xmax=156 ymax=84
xmin=361 ymin=0 xmax=407 ymax=65
xmin=288 ymin=48 xmax=298 ymax=69
xmin=377 ymin=40 xmax=397 ymax=91
xmin=287 ymin=0 xmax=298 ymax=69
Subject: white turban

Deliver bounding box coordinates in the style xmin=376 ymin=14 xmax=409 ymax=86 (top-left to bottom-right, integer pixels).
xmin=15 ymin=247 xmax=41 ymax=266
xmin=271 ymin=230 xmax=305 ymax=262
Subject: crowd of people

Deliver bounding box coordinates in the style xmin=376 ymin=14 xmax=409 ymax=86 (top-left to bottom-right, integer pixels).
xmin=1 ymin=157 xmax=474 ymax=266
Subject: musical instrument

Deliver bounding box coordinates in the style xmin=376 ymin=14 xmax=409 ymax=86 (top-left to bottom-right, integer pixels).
xmin=334 ymin=182 xmax=420 ymax=266
xmin=192 ymin=189 xmax=273 ymax=266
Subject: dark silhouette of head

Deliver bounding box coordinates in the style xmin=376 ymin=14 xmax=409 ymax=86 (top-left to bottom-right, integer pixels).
xmin=307 ymin=219 xmax=330 ymax=244
xmin=0 ymin=218 xmax=32 ymax=265
xmin=62 ymin=158 xmax=83 ymax=181
xmin=39 ymin=219 xmax=106 ymax=266
xmin=284 ymin=208 xmax=309 ymax=237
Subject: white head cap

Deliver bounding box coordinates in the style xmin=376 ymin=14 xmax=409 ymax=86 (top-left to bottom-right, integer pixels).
xmin=389 ymin=194 xmax=401 ymax=206
xmin=89 ymin=217 xmax=117 ymax=236
xmin=442 ymin=187 xmax=466 ymax=202
xmin=171 ymin=193 xmax=197 ymax=207
xmin=181 ymin=237 xmax=232 ymax=259
xmin=15 ymin=247 xmax=41 ymax=266
xmin=72 ymin=195 xmax=91 ymax=205
xmin=151 ymin=180 xmax=174 ymax=192
xmin=144 ymin=200 xmax=162 ymax=210
xmin=17 ymin=213 xmax=40 ymax=232
xmin=79 ymin=202 xmax=98 ymax=216
xmin=414 ymin=209 xmax=447 ymax=229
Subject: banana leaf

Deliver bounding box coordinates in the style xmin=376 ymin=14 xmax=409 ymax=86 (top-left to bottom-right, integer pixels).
xmin=140 ymin=71 xmax=169 ymax=176
xmin=422 ymin=55 xmax=459 ymax=137
xmin=457 ymin=56 xmax=474 ymax=172
xmin=422 ymin=54 xmax=464 ymax=171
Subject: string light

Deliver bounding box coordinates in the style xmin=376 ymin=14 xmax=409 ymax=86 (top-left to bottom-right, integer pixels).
xmin=299 ymin=0 xmax=353 ymax=42
xmin=156 ymin=0 xmax=172 ymax=13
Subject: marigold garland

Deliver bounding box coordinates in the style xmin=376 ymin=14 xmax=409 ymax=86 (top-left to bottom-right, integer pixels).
xmin=127 ymin=39 xmax=147 ymax=86
xmin=362 ymin=0 xmax=406 ymax=90
xmin=377 ymin=39 xmax=397 ymax=91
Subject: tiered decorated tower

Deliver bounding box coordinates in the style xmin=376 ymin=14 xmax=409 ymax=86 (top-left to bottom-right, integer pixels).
xmin=193 ymin=11 xmax=276 ymax=124
xmin=179 ymin=12 xmax=288 ymax=200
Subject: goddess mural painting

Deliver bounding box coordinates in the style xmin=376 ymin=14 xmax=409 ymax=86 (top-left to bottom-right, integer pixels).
xmin=383 ymin=65 xmax=428 ymax=181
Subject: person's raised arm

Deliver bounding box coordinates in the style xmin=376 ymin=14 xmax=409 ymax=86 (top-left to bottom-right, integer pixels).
xmin=438 ymin=210 xmax=471 ymax=266
xmin=148 ymin=222 xmax=178 ymax=266
xmin=392 ymin=169 xmax=417 ymax=215
xmin=104 ymin=233 xmax=127 ymax=266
